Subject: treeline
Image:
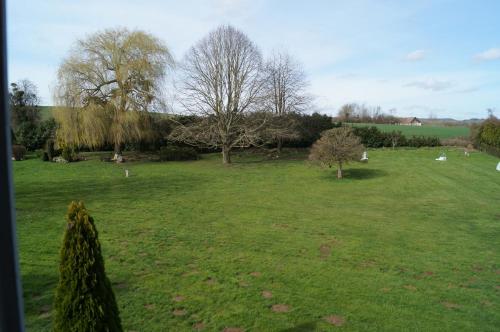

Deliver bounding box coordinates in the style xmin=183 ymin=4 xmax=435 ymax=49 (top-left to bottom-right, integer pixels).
xmin=127 ymin=112 xmax=340 ymax=152
xmin=335 ymin=103 xmax=399 ymax=124
xmin=471 ymin=116 xmax=500 ymax=157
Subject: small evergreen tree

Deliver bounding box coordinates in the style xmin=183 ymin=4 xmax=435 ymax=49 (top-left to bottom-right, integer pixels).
xmin=54 ymin=201 xmax=122 ymax=332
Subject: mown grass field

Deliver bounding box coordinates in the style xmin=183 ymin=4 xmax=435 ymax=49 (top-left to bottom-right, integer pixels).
xmin=14 ymin=148 xmax=500 ymax=331
xmin=350 ymin=123 xmax=470 ymax=139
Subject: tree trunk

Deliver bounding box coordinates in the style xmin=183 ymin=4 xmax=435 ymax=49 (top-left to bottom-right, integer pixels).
xmin=337 ymin=163 xmax=343 ymax=179
xmin=113 ymin=142 xmax=122 ymax=162
xmin=114 ymin=141 xmax=121 ymax=155
xmin=222 ymin=146 xmax=231 ymax=164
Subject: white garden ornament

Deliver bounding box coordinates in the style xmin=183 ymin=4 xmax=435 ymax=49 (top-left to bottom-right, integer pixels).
xmin=435 ymin=152 xmax=447 ymax=161
xmin=496 ymin=162 xmax=500 ymax=171
xmin=361 ymin=151 xmax=368 ymax=162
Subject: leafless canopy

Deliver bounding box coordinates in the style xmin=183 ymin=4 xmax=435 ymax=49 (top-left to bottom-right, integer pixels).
xmin=263 ymin=51 xmax=309 ymax=152
xmin=172 ymin=25 xmax=293 ymax=163
xmin=309 ymin=126 xmax=364 ymax=179
xmin=54 ymin=28 xmax=174 ymax=152
xmin=264 ymin=51 xmax=310 ymax=115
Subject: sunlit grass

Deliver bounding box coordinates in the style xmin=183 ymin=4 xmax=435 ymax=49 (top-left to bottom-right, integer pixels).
xmin=14 ymin=148 xmax=499 ymax=331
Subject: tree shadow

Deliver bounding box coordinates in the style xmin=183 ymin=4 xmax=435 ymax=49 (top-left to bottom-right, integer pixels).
xmin=344 ymin=168 xmax=387 ymax=180
xmin=322 ymin=167 xmax=387 ymax=181
xmin=279 ymin=321 xmax=317 ymax=332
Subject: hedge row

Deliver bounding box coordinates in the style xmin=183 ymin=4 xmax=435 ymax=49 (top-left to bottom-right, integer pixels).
xmin=352 ymin=126 xmax=441 ymax=148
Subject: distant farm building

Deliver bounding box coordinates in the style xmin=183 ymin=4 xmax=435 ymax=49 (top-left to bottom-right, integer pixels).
xmin=398 ymin=117 xmax=422 ymax=126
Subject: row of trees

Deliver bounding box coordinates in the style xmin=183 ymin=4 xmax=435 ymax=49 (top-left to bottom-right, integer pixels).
xmin=54 ymin=25 xmax=311 ymax=164
xmin=9 ymin=81 xmax=56 ymax=150
xmin=336 ymin=103 xmax=398 ymax=124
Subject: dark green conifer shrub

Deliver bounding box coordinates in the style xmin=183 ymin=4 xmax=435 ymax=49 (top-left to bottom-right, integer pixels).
xmin=53 ymin=201 xmax=122 ymax=332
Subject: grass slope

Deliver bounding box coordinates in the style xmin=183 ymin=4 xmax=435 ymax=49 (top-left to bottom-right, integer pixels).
xmin=14 ymin=148 xmax=500 ymax=331
xmin=350 ymin=123 xmax=470 ymax=139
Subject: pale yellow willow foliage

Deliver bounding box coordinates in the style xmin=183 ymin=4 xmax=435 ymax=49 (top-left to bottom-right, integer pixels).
xmin=53 ymin=104 xmax=109 ymax=149
xmin=54 ymin=28 xmax=174 ymax=151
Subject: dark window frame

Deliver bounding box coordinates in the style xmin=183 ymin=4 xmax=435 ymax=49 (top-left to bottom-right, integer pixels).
xmin=0 ymin=0 xmax=25 ymax=330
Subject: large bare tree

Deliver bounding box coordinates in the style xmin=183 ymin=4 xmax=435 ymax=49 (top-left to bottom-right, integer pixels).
xmin=54 ymin=28 xmax=174 ymax=155
xmin=263 ymin=51 xmax=309 ymax=153
xmin=171 ymin=25 xmax=272 ymax=164
xmin=309 ymin=126 xmax=364 ymax=179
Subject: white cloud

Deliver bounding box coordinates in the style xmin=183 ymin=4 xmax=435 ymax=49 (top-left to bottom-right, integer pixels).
xmin=474 ymin=48 xmax=500 ymax=61
xmin=405 ymin=50 xmax=426 ymax=61
xmin=404 ymin=78 xmax=453 ymax=91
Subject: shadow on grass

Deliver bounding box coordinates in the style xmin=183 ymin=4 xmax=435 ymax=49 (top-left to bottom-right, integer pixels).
xmin=279 ymin=321 xmax=317 ymax=331
xmin=21 ymin=271 xmax=58 ymax=318
xmin=323 ymin=167 xmax=387 ymax=181
xmin=22 ymin=269 xmax=134 ymax=320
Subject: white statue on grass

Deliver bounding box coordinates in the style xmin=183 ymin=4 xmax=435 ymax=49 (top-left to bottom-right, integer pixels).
xmin=435 ymin=152 xmax=447 ymax=161
xmin=496 ymin=162 xmax=500 ymax=171
xmin=360 ymin=151 xmax=368 ymax=162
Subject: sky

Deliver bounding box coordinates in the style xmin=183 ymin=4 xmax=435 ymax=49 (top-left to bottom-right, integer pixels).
xmin=6 ymin=0 xmax=500 ymax=119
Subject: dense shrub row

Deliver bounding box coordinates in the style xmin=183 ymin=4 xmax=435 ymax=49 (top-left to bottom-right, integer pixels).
xmin=471 ymin=117 xmax=500 ymax=157
xmin=352 ymin=126 xmax=441 ymax=148
xmin=283 ymin=112 xmax=341 ymax=148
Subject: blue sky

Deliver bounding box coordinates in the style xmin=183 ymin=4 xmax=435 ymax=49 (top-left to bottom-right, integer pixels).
xmin=7 ymin=0 xmax=500 ymax=119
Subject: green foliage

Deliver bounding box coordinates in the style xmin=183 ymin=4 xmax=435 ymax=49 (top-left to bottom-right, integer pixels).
xmin=285 ymin=112 xmax=340 ymax=147
xmin=352 ymin=125 xmax=440 ymax=148
xmin=61 ymin=146 xmax=77 ymax=162
xmin=472 ymin=117 xmax=500 ymax=156
xmin=406 ymin=135 xmax=441 ymax=147
xmin=11 ymin=144 xmax=27 ymax=161
xmin=9 ymin=80 xmax=56 ymax=150
xmin=159 ymin=145 xmax=199 ymax=161
xmin=54 ymin=201 xmax=122 ymax=332
xmin=351 ymin=122 xmax=469 ymax=139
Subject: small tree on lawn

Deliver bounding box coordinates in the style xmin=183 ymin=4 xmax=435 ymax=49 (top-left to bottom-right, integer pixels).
xmin=309 ymin=126 xmax=364 ymax=179
xmin=54 ymin=201 xmax=122 ymax=332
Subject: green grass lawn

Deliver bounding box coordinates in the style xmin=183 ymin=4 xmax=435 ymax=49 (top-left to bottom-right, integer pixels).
xmin=350 ymin=123 xmax=470 ymax=139
xmin=14 ymin=148 xmax=500 ymax=331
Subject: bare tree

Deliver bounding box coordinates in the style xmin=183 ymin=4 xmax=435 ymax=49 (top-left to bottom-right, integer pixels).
xmin=337 ymin=103 xmax=357 ymax=122
xmin=54 ymin=28 xmax=174 ymax=156
xmin=9 ymin=80 xmax=40 ymax=108
xmin=171 ymin=25 xmax=275 ymax=164
xmin=308 ymin=126 xmax=364 ymax=179
xmin=263 ymin=51 xmax=309 ymax=153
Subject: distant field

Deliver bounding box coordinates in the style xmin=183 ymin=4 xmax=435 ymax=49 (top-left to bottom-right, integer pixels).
xmin=38 ymin=106 xmax=54 ymax=121
xmin=350 ymin=123 xmax=470 ymax=139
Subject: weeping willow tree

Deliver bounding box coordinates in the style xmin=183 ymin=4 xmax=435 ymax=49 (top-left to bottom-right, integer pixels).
xmin=54 ymin=28 xmax=174 ymax=155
